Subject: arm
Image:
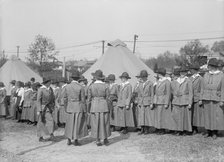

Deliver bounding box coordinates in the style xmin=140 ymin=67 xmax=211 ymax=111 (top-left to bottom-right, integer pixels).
xmin=19 ymin=89 xmax=25 ymax=106
xmin=164 ymin=81 xmax=171 ymax=107
xmin=220 ymin=75 xmax=224 ymax=103
xmin=125 ymin=84 xmax=132 ymax=107
xmin=36 ymin=89 xmax=42 ymax=112
xmin=188 ymin=79 xmax=193 ymax=107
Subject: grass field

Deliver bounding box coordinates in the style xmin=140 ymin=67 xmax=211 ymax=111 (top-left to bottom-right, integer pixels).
xmin=1 ymin=118 xmax=224 ymax=162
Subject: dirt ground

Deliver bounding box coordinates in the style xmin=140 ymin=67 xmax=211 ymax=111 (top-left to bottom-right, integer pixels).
xmin=1 ymin=118 xmax=224 ymax=162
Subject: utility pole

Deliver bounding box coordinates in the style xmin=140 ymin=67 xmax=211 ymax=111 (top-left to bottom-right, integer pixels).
xmin=102 ymin=40 xmax=105 ymax=55
xmin=133 ymin=34 xmax=138 ymax=54
xmin=62 ymin=57 xmax=66 ymax=78
xmin=16 ymin=46 xmax=20 ymax=58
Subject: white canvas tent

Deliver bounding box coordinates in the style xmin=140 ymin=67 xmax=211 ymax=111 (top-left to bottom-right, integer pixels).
xmin=0 ymin=56 xmax=43 ymax=95
xmin=83 ymin=39 xmax=156 ymax=86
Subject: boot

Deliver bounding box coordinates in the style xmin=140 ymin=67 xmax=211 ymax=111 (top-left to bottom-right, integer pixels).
xmin=74 ymin=139 xmax=81 ymax=146
xmin=111 ymin=126 xmax=115 ymax=132
xmin=192 ymin=126 xmax=198 ymax=135
xmin=103 ymin=138 xmax=109 ymax=146
xmin=96 ymin=139 xmax=102 ymax=146
xmin=138 ymin=127 xmax=144 ymax=135
xmin=204 ymin=130 xmax=211 ymax=138
xmin=144 ymin=127 xmax=150 ymax=135
xmin=49 ymin=133 xmax=56 ymax=141
xmin=67 ymin=139 xmax=72 ymax=145
xmin=212 ymin=130 xmax=218 ymax=140
xmin=39 ymin=137 xmax=45 ymax=142
xmin=122 ymin=127 xmax=128 ymax=134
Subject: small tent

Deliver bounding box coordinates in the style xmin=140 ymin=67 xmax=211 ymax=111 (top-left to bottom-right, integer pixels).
xmin=83 ymin=39 xmax=156 ymax=86
xmin=0 ymin=56 xmax=43 ymax=95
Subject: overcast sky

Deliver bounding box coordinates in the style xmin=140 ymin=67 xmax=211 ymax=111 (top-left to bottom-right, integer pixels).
xmin=0 ymin=0 xmax=224 ymax=61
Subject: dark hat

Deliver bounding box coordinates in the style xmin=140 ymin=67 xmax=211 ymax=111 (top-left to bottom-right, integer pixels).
xmin=104 ymin=77 xmax=110 ymax=83
xmin=107 ymin=74 xmax=116 ymax=81
xmin=71 ymin=71 xmax=80 ymax=79
xmin=24 ymin=82 xmax=31 ymax=87
xmin=173 ymin=68 xmax=180 ymax=76
xmin=179 ymin=66 xmax=189 ymax=73
xmin=32 ymin=82 xmax=42 ymax=89
xmin=208 ymin=58 xmax=219 ymax=67
xmin=119 ymin=72 xmax=131 ymax=79
xmin=30 ymin=77 xmax=35 ymax=82
xmin=138 ymin=70 xmax=149 ymax=78
xmin=42 ymin=78 xmax=51 ymax=84
xmin=156 ymin=68 xmax=166 ymax=76
xmin=91 ymin=70 xmax=105 ymax=80
xmin=0 ymin=82 xmax=4 ymax=87
xmin=10 ymin=80 xmax=16 ymax=85
xmin=218 ymin=60 xmax=224 ymax=67
xmin=78 ymin=75 xmax=87 ymax=82
xmin=189 ymin=64 xmax=200 ymax=70
xmin=58 ymin=77 xmax=67 ymax=83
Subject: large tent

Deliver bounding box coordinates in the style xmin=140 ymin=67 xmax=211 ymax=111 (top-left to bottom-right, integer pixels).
xmin=83 ymin=39 xmax=156 ymax=86
xmin=0 ymin=56 xmax=42 ymax=95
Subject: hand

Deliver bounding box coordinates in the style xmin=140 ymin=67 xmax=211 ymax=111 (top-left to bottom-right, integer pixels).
xmin=149 ymin=104 xmax=153 ymax=109
xmin=164 ymin=105 xmax=168 ymax=109
xmin=37 ymin=111 xmax=40 ymax=116
xmin=198 ymin=101 xmax=203 ymax=106
xmin=187 ymin=104 xmax=192 ymax=109
xmin=125 ymin=105 xmax=130 ymax=110
xmin=220 ymin=102 xmax=224 ymax=107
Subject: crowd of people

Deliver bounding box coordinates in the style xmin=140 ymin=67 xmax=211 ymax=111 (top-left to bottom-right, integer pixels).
xmin=0 ymin=57 xmax=224 ymax=146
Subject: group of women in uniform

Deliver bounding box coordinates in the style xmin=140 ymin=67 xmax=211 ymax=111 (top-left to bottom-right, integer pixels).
xmin=1 ymin=57 xmax=224 ymax=146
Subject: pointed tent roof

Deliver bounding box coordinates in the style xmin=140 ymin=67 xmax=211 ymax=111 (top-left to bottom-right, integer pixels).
xmin=83 ymin=39 xmax=156 ymax=86
xmin=0 ymin=56 xmax=43 ymax=95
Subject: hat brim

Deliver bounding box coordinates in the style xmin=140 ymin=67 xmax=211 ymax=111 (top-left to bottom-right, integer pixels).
xmin=42 ymin=79 xmax=51 ymax=84
xmin=119 ymin=76 xmax=131 ymax=79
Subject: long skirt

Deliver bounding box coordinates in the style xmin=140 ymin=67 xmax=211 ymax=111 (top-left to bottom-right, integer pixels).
xmin=116 ymin=106 xmax=135 ymax=127
xmin=109 ymin=102 xmax=116 ymax=126
xmin=59 ymin=106 xmax=66 ymax=124
xmin=28 ymin=101 xmax=37 ymax=122
xmin=193 ymin=102 xmax=204 ymax=127
xmin=9 ymin=99 xmax=16 ymax=118
xmin=133 ymin=104 xmax=139 ymax=128
xmin=0 ymin=103 xmax=7 ymax=116
xmin=204 ymin=101 xmax=224 ymax=130
xmin=21 ymin=107 xmax=30 ymax=120
xmin=172 ymin=105 xmax=192 ymax=131
xmin=91 ymin=112 xmax=111 ymax=140
xmin=138 ymin=105 xmax=154 ymax=127
xmin=37 ymin=112 xmax=54 ymax=137
xmin=65 ymin=112 xmax=88 ymax=140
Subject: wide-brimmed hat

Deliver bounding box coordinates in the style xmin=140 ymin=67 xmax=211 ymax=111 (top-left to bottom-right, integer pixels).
xmin=58 ymin=77 xmax=67 ymax=83
xmin=119 ymin=72 xmax=131 ymax=79
xmin=107 ymin=74 xmax=116 ymax=81
xmin=156 ymin=68 xmax=166 ymax=76
xmin=0 ymin=82 xmax=4 ymax=87
xmin=42 ymin=78 xmax=51 ymax=84
xmin=189 ymin=64 xmax=200 ymax=70
xmin=71 ymin=71 xmax=80 ymax=79
xmin=91 ymin=70 xmax=105 ymax=80
xmin=32 ymin=82 xmax=42 ymax=89
xmin=218 ymin=60 xmax=224 ymax=67
xmin=208 ymin=58 xmax=219 ymax=67
xmin=179 ymin=66 xmax=189 ymax=73
xmin=138 ymin=70 xmax=149 ymax=78
xmin=10 ymin=80 xmax=16 ymax=85
xmin=24 ymin=82 xmax=31 ymax=87
xmin=173 ymin=68 xmax=180 ymax=76
xmin=78 ymin=75 xmax=87 ymax=82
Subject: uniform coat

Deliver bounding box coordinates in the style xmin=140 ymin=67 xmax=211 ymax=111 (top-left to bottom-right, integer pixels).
xmin=21 ymin=88 xmax=32 ymax=120
xmin=88 ymin=81 xmax=111 ymax=140
xmin=116 ymin=82 xmax=135 ymax=127
xmin=36 ymin=86 xmax=55 ymax=137
xmin=200 ymin=71 xmax=224 ymax=130
xmin=189 ymin=74 xmax=204 ymax=127
xmin=153 ymin=79 xmax=175 ymax=130
xmin=29 ymin=90 xmax=38 ymax=122
xmin=108 ymin=83 xmax=119 ymax=126
xmin=64 ymin=81 xmax=88 ymax=140
xmin=0 ymin=87 xmax=7 ymax=116
xmin=9 ymin=86 xmax=17 ymax=118
xmin=15 ymin=87 xmax=24 ymax=120
xmin=171 ymin=77 xmax=193 ymax=131
xmin=52 ymin=87 xmax=60 ymax=125
xmin=135 ymin=80 xmax=154 ymax=127
xmin=57 ymin=85 xmax=67 ymax=124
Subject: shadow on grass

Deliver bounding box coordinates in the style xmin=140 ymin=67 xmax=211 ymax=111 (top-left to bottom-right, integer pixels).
xmin=16 ymin=135 xmax=66 ymax=155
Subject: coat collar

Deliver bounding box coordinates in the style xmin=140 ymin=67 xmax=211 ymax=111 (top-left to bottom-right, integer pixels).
xmin=176 ymin=76 xmax=188 ymax=85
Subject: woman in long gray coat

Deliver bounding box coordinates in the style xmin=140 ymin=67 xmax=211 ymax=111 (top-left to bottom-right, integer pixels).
xmin=88 ymin=70 xmax=111 ymax=146
xmin=0 ymin=82 xmax=7 ymax=118
xmin=199 ymin=58 xmax=224 ymax=139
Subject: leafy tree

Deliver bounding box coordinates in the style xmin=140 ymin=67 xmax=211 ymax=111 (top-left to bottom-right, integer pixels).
xmin=179 ymin=39 xmax=209 ymax=65
xmin=153 ymin=62 xmax=158 ymax=72
xmin=27 ymin=34 xmax=59 ymax=73
xmin=211 ymin=41 xmax=224 ymax=53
